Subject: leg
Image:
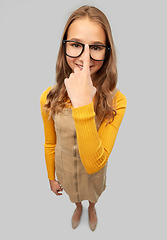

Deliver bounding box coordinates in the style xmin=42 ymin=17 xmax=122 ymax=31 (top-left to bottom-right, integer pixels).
xmin=72 ymin=202 xmax=83 ymax=222
xmin=88 ymin=201 xmax=97 ymax=223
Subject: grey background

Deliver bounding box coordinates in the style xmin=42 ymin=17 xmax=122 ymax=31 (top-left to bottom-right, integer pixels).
xmin=0 ymin=0 xmax=166 ymax=239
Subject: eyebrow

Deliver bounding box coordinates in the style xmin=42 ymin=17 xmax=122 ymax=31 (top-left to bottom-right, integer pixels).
xmin=92 ymin=41 xmax=105 ymax=45
xmin=68 ymin=38 xmax=105 ymax=45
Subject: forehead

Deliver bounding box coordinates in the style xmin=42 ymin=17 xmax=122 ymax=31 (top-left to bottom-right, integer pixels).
xmin=67 ymin=17 xmax=106 ymax=44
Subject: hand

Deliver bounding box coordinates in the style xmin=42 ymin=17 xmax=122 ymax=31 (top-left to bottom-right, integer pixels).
xmin=64 ymin=44 xmax=96 ymax=108
xmin=49 ymin=179 xmax=63 ymax=196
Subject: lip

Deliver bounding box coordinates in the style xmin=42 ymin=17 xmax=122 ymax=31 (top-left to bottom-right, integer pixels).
xmin=76 ymin=64 xmax=83 ymax=70
xmin=76 ymin=64 xmax=93 ymax=71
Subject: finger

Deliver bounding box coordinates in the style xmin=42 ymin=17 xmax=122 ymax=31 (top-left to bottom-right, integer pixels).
xmin=58 ymin=181 xmax=63 ymax=191
xmin=74 ymin=66 xmax=80 ymax=74
xmin=56 ymin=191 xmax=63 ymax=196
xmin=69 ymin=72 xmax=75 ymax=78
xmin=83 ymin=44 xmax=90 ymax=74
xmin=57 ymin=187 xmax=63 ymax=192
xmin=59 ymin=184 xmax=63 ymax=191
xmin=56 ymin=189 xmax=63 ymax=195
xmin=64 ymin=78 xmax=67 ymax=87
xmin=64 ymin=78 xmax=69 ymax=89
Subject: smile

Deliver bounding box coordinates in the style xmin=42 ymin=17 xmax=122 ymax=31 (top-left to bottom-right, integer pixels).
xmin=76 ymin=64 xmax=93 ymax=71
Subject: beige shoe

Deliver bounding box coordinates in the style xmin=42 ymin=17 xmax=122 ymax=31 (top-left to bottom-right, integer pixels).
xmin=71 ymin=208 xmax=82 ymax=229
xmin=89 ymin=220 xmax=98 ymax=231
xmin=88 ymin=208 xmax=98 ymax=231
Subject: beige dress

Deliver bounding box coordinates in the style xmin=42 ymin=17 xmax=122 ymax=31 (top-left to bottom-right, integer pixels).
xmin=53 ymin=88 xmax=118 ymax=203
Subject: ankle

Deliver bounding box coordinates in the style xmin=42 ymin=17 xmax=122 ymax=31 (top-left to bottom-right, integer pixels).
xmin=89 ymin=201 xmax=96 ymax=208
xmin=88 ymin=206 xmax=95 ymax=211
xmin=75 ymin=202 xmax=82 ymax=209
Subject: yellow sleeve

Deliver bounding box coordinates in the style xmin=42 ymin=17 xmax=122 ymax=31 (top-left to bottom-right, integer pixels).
xmin=72 ymin=91 xmax=127 ymax=174
xmin=40 ymin=87 xmax=56 ymax=180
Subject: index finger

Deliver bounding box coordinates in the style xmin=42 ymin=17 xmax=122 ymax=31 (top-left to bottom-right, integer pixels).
xmin=83 ymin=44 xmax=90 ymax=73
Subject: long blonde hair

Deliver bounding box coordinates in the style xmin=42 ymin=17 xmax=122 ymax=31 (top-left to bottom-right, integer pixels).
xmin=44 ymin=5 xmax=118 ymax=124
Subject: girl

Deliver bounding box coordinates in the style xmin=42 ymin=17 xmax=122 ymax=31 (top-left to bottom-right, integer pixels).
xmin=40 ymin=5 xmax=127 ymax=231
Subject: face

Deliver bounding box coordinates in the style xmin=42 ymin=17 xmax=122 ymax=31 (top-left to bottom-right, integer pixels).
xmin=66 ymin=17 xmax=106 ymax=77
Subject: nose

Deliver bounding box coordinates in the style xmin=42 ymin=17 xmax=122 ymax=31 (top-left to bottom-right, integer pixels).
xmin=78 ymin=45 xmax=90 ymax=60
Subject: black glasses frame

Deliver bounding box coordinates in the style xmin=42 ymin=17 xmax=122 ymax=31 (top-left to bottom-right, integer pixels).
xmin=62 ymin=40 xmax=111 ymax=61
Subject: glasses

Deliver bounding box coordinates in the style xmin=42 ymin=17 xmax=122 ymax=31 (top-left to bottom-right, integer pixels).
xmin=62 ymin=40 xmax=111 ymax=61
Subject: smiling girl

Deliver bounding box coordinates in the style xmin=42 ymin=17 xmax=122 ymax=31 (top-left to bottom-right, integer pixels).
xmin=40 ymin=5 xmax=127 ymax=231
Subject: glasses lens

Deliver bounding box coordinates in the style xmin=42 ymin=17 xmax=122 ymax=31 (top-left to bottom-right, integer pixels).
xmin=65 ymin=41 xmax=83 ymax=58
xmin=90 ymin=45 xmax=106 ymax=61
xmin=64 ymin=41 xmax=109 ymax=61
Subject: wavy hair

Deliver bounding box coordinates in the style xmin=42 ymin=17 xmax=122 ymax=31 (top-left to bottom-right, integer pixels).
xmin=44 ymin=5 xmax=118 ymax=125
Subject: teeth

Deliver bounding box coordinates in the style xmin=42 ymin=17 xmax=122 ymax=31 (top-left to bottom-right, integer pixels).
xmin=77 ymin=64 xmax=92 ymax=69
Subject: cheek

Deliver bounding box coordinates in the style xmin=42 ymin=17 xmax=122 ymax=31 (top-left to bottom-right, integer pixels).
xmin=95 ymin=61 xmax=104 ymax=71
xmin=66 ymin=56 xmax=75 ymax=69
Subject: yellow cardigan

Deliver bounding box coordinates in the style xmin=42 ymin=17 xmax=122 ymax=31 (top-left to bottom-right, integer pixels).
xmin=40 ymin=87 xmax=127 ymax=180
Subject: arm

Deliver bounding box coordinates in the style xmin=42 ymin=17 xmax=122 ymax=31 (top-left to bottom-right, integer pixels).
xmin=40 ymin=87 xmax=56 ymax=180
xmin=72 ymin=91 xmax=127 ymax=174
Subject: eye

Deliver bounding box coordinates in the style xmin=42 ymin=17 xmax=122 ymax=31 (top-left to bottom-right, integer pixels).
xmin=71 ymin=43 xmax=81 ymax=48
xmin=73 ymin=44 xmax=79 ymax=47
xmin=91 ymin=46 xmax=102 ymax=51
